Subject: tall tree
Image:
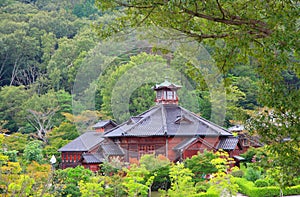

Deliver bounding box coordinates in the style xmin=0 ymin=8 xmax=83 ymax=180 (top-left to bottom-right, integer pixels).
xmin=21 ymin=91 xmax=60 ymax=142
xmin=0 ymin=86 xmax=31 ymax=132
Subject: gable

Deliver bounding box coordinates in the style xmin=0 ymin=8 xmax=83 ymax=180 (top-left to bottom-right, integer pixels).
xmin=173 ymin=137 xmax=216 ymax=151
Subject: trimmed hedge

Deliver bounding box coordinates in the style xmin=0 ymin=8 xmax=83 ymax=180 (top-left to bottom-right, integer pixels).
xmin=284 ymin=185 xmax=300 ymax=196
xmin=194 ymin=193 xmax=219 ymax=197
xmin=233 ymin=177 xmax=300 ymax=197
xmin=194 ymin=187 xmax=219 ymax=197
xmin=255 ymin=179 xmax=269 ymax=187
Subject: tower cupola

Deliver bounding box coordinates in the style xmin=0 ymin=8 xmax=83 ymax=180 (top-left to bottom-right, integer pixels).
xmin=153 ymin=80 xmax=181 ymax=105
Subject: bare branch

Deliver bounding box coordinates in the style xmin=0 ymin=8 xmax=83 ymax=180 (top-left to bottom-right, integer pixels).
xmin=216 ymin=0 xmax=226 ymax=19
xmin=26 ymin=107 xmax=59 ymax=142
xmin=171 ymin=26 xmax=229 ymax=40
xmin=115 ymin=1 xmax=155 ymax=9
xmin=136 ymin=6 xmax=156 ymax=27
xmin=180 ymin=7 xmax=272 ymax=37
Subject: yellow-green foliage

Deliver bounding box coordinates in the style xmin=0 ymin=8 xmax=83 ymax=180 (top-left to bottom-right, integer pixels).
xmin=166 ymin=162 xmax=196 ymax=197
xmin=79 ymin=177 xmax=105 ymax=197
xmin=8 ymin=175 xmax=35 ymax=196
xmin=0 ymin=134 xmax=9 ymax=163
xmin=209 ymin=150 xmax=239 ymax=196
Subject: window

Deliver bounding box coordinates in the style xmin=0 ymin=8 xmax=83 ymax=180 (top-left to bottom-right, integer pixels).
xmin=138 ymin=145 xmax=155 ymax=158
xmin=62 ymin=153 xmax=66 ymax=162
xmin=157 ymin=90 xmax=162 ymax=99
xmin=167 ymin=91 xmax=173 ymax=99
xmin=74 ymin=154 xmax=77 ymax=162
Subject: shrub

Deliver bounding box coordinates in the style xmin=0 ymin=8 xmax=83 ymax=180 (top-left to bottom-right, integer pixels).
xmin=244 ymin=167 xmax=261 ymax=182
xmin=266 ymin=178 xmax=276 ymax=186
xmin=233 ymin=177 xmax=300 ymax=197
xmin=255 ymin=179 xmax=269 ymax=187
xmin=194 ymin=187 xmax=219 ymax=197
xmin=231 ymin=170 xmax=244 ymax=178
xmin=283 ymin=185 xmax=300 ymax=196
xmin=233 ymin=177 xmax=254 ymax=195
xmin=150 ymin=166 xmax=170 ymax=191
xmin=195 ymin=193 xmax=219 ymax=197
xmin=251 ymin=186 xmax=280 ymax=197
xmin=195 ymin=181 xmax=210 ymax=193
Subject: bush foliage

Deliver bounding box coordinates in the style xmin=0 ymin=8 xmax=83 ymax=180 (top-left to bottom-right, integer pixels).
xmin=234 ymin=177 xmax=300 ymax=197
xmin=255 ymin=179 xmax=269 ymax=187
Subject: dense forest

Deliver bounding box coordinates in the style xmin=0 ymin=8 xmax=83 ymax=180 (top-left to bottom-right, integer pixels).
xmin=0 ymin=0 xmax=260 ymax=133
xmin=0 ymin=0 xmax=299 ymax=196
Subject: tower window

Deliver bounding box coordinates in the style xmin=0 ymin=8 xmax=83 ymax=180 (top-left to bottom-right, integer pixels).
xmin=167 ymin=91 xmax=173 ymax=99
xmin=157 ymin=90 xmax=162 ymax=99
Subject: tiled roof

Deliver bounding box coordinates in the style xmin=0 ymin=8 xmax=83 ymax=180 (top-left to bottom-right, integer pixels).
xmin=58 ymin=131 xmax=105 ymax=152
xmin=92 ymin=120 xmax=117 ymax=128
xmin=101 ymin=141 xmax=124 ymax=156
xmin=217 ymin=137 xmax=239 ymax=150
xmin=105 ymin=104 xmax=232 ymax=137
xmin=82 ymin=153 xmax=104 ymax=164
xmin=128 ymin=117 xmax=143 ymax=124
xmin=153 ymin=80 xmax=182 ymax=90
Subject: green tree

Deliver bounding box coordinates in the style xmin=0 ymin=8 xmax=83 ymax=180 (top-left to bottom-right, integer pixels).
xmin=3 ymin=133 xmax=30 ymax=154
xmin=22 ymin=90 xmax=72 ymax=134
xmin=210 ymin=150 xmax=239 ymax=197
xmin=79 ymin=177 xmax=105 ymax=197
xmin=0 ymin=1 xmax=94 ymax=90
xmin=123 ymin=164 xmax=155 ymax=197
xmin=44 ymin=122 xmax=79 ymax=159
xmin=52 ymin=166 xmax=93 ymax=197
xmin=163 ymin=162 xmax=196 ymax=197
xmin=0 ymin=86 xmax=31 ymax=132
xmin=46 ymin=27 xmax=99 ymax=91
xmin=99 ymin=52 xmax=199 ymax=123
xmin=72 ymin=0 xmax=101 ymax=18
xmin=184 ymin=150 xmax=218 ymax=183
xmin=0 ymin=26 xmax=40 ymax=86
xmin=23 ymin=140 xmax=43 ymax=164
xmin=140 ymin=154 xmax=171 ymax=191
xmin=140 ymin=154 xmax=170 ymax=172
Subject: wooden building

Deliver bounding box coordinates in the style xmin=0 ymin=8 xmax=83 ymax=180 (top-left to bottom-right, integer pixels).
xmin=104 ymin=80 xmax=242 ymax=163
xmin=58 ymin=120 xmax=119 ymax=171
xmin=228 ymin=124 xmax=263 ymax=155
xmin=59 ymin=80 xmax=247 ymax=172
